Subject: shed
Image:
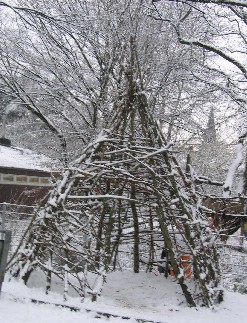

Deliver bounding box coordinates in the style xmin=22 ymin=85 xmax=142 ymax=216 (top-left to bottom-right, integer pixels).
xmin=0 ymin=143 xmax=57 ymax=206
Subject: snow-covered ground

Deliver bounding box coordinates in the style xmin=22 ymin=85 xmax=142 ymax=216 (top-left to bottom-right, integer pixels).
xmin=1 ymin=271 xmax=247 ymax=323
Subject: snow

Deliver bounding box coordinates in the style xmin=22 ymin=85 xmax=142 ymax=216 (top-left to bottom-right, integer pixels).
xmin=0 ymin=145 xmax=55 ymax=172
xmin=223 ymin=142 xmax=244 ymax=197
xmin=1 ymin=271 xmax=247 ymax=323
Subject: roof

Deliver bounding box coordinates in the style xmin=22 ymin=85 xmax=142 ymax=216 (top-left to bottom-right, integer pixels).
xmin=0 ymin=145 xmax=55 ymax=172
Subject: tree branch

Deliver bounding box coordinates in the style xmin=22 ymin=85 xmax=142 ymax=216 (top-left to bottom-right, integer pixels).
xmin=176 ymin=33 xmax=247 ymax=79
xmin=164 ymin=0 xmax=247 ymax=9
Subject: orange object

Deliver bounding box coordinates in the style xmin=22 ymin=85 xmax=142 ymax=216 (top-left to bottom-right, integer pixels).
xmin=181 ymin=255 xmax=192 ymax=279
xmin=170 ymin=269 xmax=175 ymax=277
xmin=169 ymin=255 xmax=192 ymax=279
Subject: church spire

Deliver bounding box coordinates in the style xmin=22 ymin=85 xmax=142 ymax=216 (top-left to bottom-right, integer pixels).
xmin=203 ymin=108 xmax=216 ymax=143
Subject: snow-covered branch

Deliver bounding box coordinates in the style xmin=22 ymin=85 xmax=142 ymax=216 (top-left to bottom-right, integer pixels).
xmin=223 ymin=142 xmax=244 ymax=197
xmin=164 ymin=0 xmax=247 ymax=8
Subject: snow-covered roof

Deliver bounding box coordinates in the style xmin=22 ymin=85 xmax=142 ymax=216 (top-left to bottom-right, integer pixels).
xmin=0 ymin=145 xmax=54 ymax=172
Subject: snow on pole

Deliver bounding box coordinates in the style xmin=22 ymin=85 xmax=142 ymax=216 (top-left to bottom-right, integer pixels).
xmin=223 ymin=142 xmax=244 ymax=197
xmin=63 ymin=264 xmax=69 ymax=301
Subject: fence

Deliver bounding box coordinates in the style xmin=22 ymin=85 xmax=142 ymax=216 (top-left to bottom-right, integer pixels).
xmin=218 ymin=234 xmax=247 ymax=293
xmin=0 ymin=202 xmax=35 ymax=256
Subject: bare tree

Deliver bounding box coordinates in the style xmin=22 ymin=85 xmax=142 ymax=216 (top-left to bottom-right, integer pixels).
xmin=0 ymin=0 xmax=228 ymax=162
xmin=149 ymin=0 xmax=247 ymax=197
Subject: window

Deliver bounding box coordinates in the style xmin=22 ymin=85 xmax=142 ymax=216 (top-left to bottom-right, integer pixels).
xmin=29 ymin=177 xmax=39 ymax=184
xmin=16 ymin=176 xmax=27 ymax=183
xmin=40 ymin=177 xmax=50 ymax=184
xmin=3 ymin=174 xmax=14 ymax=182
xmin=0 ymin=172 xmax=52 ymax=186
